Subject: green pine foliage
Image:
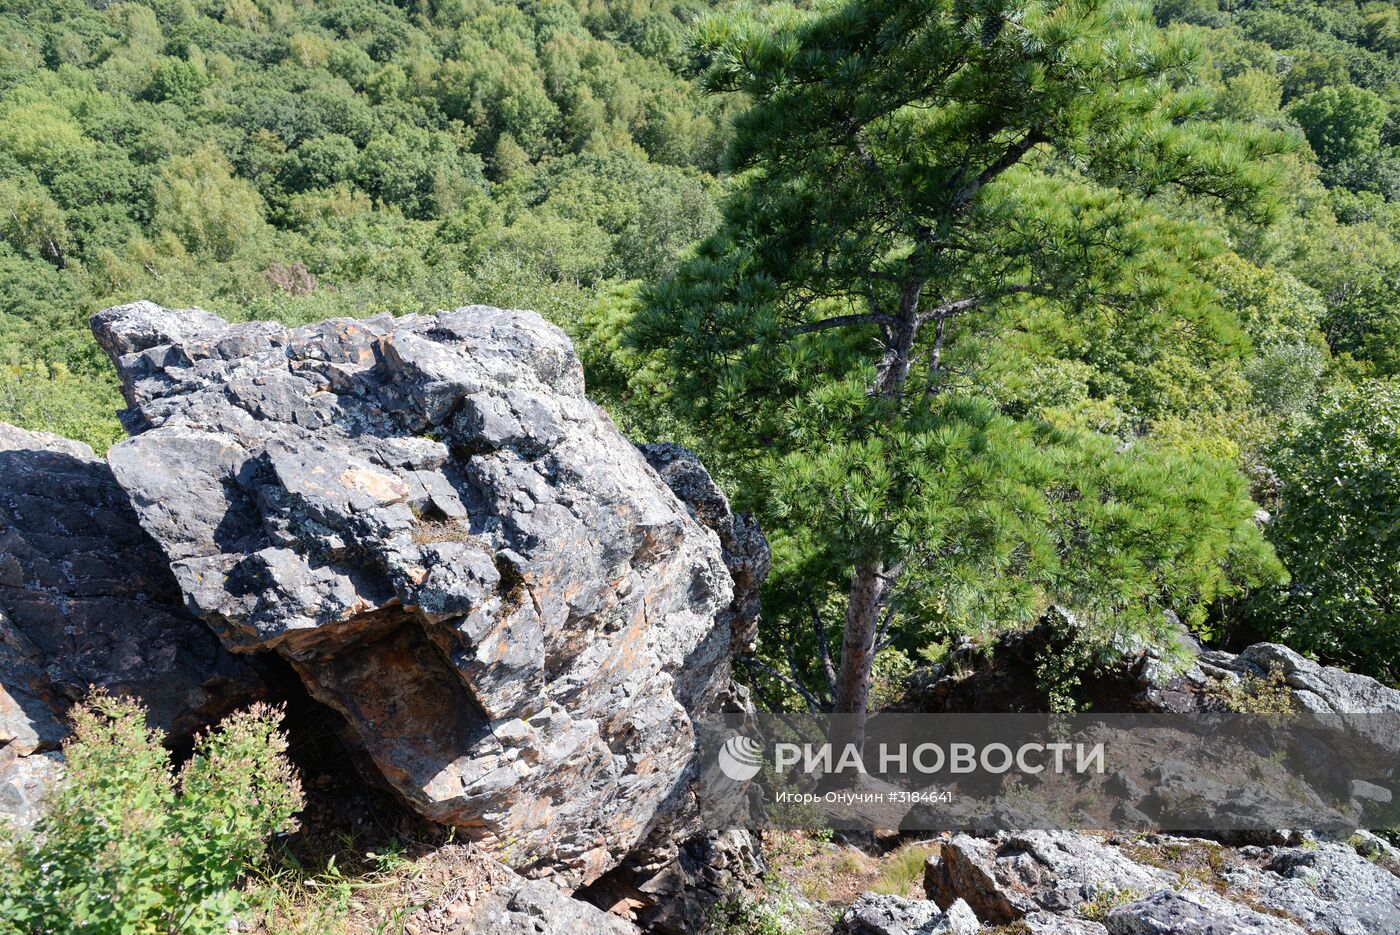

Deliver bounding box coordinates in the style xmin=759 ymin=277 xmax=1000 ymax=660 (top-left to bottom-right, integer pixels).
xmin=0 ymin=694 xmax=302 ymax=935
xmin=634 ymin=0 xmax=1294 ymax=712
xmin=0 ymin=0 xmax=1396 ymax=922
xmin=0 ymin=0 xmax=1394 ymax=696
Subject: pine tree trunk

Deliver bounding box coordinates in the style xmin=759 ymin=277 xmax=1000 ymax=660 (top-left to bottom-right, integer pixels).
xmin=832 ymin=280 xmax=921 ymax=749
xmin=832 ymin=559 xmax=889 ymax=749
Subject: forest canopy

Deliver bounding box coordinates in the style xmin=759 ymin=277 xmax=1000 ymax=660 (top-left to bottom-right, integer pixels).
xmin=0 ymin=0 xmax=1397 ymax=697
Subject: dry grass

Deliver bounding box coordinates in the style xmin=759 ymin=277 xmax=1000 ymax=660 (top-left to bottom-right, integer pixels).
xmin=1121 ymin=836 xmax=1236 ymax=893
xmin=761 ymin=831 xmax=884 ymax=907
xmin=410 ymin=518 xmax=475 ymax=545
xmin=244 ymin=843 xmax=514 ymax=935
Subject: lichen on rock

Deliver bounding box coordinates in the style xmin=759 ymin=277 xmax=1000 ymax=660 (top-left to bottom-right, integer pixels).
xmin=90 ymin=300 xmax=744 ymax=884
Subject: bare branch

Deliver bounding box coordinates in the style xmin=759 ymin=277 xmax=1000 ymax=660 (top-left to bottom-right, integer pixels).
xmin=874 ymin=589 xmax=902 ymax=653
xmin=787 ymin=312 xmax=901 ymax=336
xmin=738 ymin=656 xmax=827 ymax=712
xmin=915 ymin=283 xmax=1055 ymax=324
xmin=808 ymin=600 xmax=839 ymax=699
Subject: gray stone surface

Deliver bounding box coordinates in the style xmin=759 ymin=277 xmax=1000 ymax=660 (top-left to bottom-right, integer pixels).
xmin=1220 ymin=841 xmax=1400 ymax=935
xmin=835 ymin=893 xmax=978 ymax=935
xmin=91 ymin=302 xmax=743 ymax=884
xmin=0 ymin=751 xmax=62 ymax=830
xmin=924 ymin=832 xmax=1172 ymax=923
xmin=1104 ymin=889 xmax=1306 ymax=935
xmin=0 ymin=421 xmax=269 ymax=828
xmin=1020 ymin=912 xmax=1109 ymax=934
xmin=917 ymin=828 xmax=1400 ymax=935
xmin=611 ymin=829 xmax=766 ymax=935
xmin=462 ymin=874 xmax=639 ymax=934
xmin=1233 ymin=643 xmax=1400 ymax=714
xmin=640 ymin=443 xmax=770 ymax=654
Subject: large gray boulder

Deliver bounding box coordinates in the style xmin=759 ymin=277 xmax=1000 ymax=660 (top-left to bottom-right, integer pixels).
xmin=639 ymin=443 xmax=770 ymax=653
xmin=923 ymin=832 xmax=1173 ymax=923
xmin=1104 ymin=889 xmax=1306 ymax=935
xmin=835 ymin=893 xmax=978 ymax=935
xmin=90 ymin=301 xmax=743 ymax=884
xmin=0 ymin=422 xmax=270 ymax=827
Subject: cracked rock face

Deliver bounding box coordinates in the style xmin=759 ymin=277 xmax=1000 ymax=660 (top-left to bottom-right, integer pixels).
xmin=91 ymin=301 xmax=737 ymax=884
xmin=0 ymin=422 xmax=270 ymax=827
xmin=922 ymin=830 xmax=1399 ymax=935
xmin=639 ymin=443 xmax=770 ymax=656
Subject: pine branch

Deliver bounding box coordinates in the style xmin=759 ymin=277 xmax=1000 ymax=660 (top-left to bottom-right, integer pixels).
xmin=915 ymin=283 xmax=1054 ymax=324
xmin=787 ymin=312 xmax=901 ymax=336
xmin=949 ymin=129 xmax=1047 ymax=209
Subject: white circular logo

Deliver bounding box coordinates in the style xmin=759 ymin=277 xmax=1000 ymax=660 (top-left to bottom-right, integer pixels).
xmin=718 ymin=735 xmax=763 ymax=782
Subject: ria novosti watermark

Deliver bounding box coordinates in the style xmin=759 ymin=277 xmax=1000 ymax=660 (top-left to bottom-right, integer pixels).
xmin=763 ymin=739 xmax=1105 ymax=779
xmin=694 ymin=713 xmax=1400 ymax=832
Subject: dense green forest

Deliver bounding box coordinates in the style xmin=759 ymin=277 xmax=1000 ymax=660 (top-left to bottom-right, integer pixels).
xmin=0 ymin=0 xmax=1396 ymax=703
xmin=0 ymin=0 xmax=736 ymax=445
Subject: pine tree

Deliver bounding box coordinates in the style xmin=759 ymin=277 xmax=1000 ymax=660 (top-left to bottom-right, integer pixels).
xmin=637 ymin=0 xmax=1292 ymax=727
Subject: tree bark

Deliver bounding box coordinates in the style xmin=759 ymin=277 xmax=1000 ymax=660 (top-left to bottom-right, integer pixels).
xmin=832 ymin=275 xmax=923 ymax=751
xmin=875 ymin=279 xmax=923 ymax=396
xmin=832 ymin=559 xmax=890 ymax=750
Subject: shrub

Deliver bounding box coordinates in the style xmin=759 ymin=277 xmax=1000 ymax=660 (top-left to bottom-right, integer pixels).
xmin=0 ymin=693 xmax=303 ymax=935
xmin=1251 ymin=380 xmax=1400 ymax=682
xmin=1205 ymin=666 xmax=1297 ymax=714
xmin=703 ymin=891 xmax=804 ymax=935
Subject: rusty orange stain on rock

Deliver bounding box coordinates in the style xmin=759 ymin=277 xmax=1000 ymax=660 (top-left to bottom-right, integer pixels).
xmin=338 ymin=466 xmax=409 ymax=504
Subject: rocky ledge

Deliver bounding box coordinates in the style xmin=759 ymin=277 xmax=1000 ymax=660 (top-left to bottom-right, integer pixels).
xmin=908 ymin=611 xmax=1400 ymax=718
xmin=88 ymin=300 xmax=762 ymax=886
xmin=919 ymin=827 xmax=1400 ymax=934
xmin=776 ymin=827 xmax=1400 ymax=935
xmin=0 ymin=422 xmax=271 ymax=827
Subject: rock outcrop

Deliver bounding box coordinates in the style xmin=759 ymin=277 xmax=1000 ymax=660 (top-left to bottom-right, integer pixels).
xmin=1199 ymin=642 xmax=1400 ymax=715
xmin=585 ymin=828 xmax=767 ymax=934
xmin=639 ymin=443 xmax=770 ymax=653
xmin=1102 ymin=889 xmax=1305 ymax=935
xmin=919 ymin=830 xmax=1400 ymax=935
xmin=908 ymin=614 xmax=1400 ymax=716
xmin=90 ymin=301 xmax=745 ymax=884
xmin=835 ymin=893 xmax=979 ymax=935
xmin=923 ymin=832 xmax=1173 ymax=924
xmin=0 ymin=422 xmax=270 ymax=827
xmin=466 ymin=867 xmax=641 ymax=934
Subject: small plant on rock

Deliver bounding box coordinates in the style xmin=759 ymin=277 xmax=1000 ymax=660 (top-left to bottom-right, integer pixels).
xmin=1207 ymin=665 xmax=1297 ymax=714
xmin=1077 ymin=887 xmax=1143 ymax=922
xmin=702 ymin=890 xmax=804 ymax=935
xmin=0 ymin=692 xmax=303 ymax=935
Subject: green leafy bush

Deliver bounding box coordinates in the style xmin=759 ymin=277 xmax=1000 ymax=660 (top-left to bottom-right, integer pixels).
xmin=1251 ymin=379 xmax=1400 ymax=682
xmin=0 ymin=694 xmax=303 ymax=935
